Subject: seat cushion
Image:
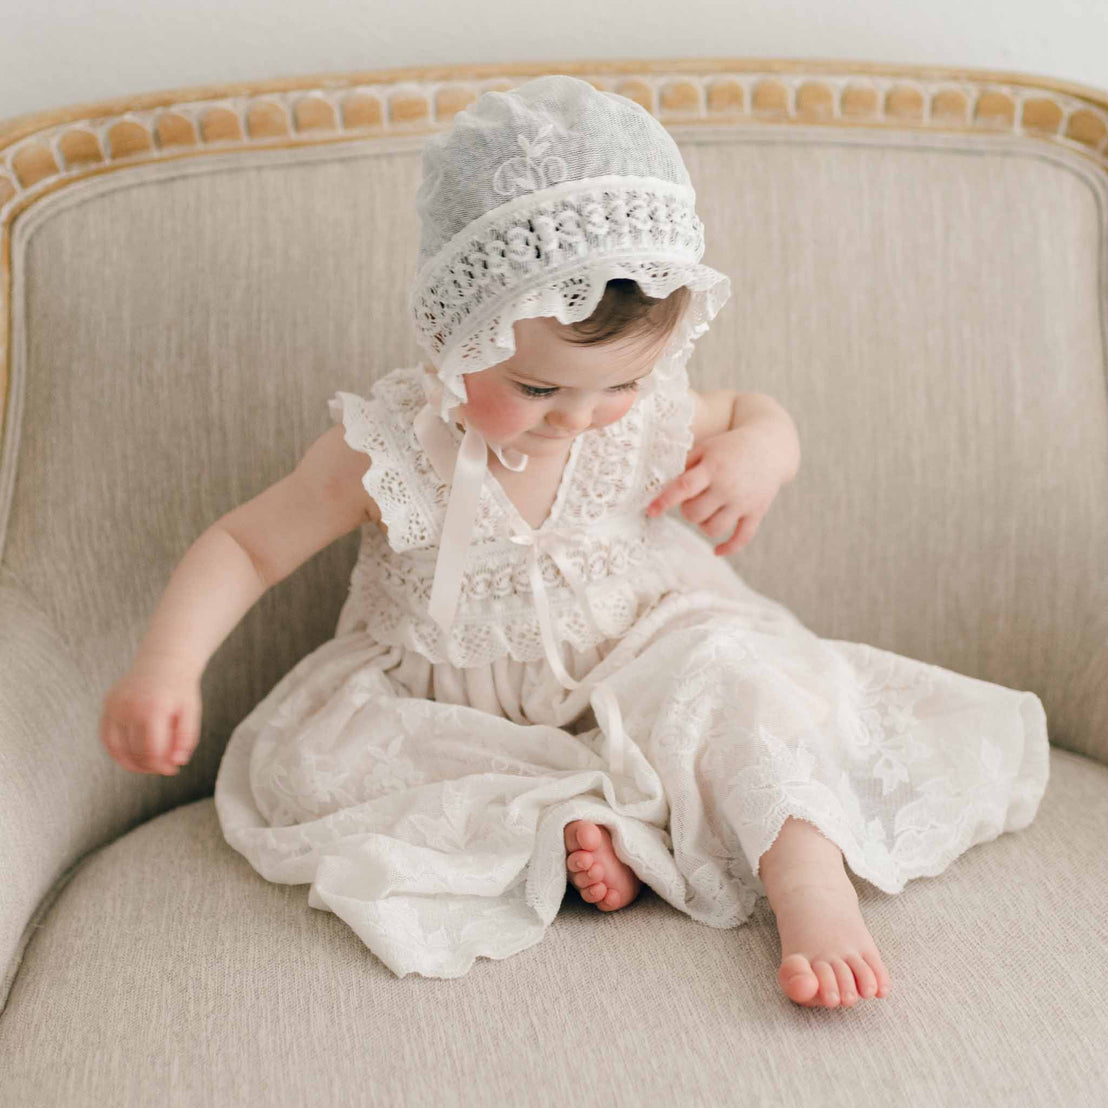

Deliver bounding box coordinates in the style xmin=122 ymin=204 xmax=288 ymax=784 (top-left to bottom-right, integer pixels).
xmin=1 ymin=745 xmax=1105 ymax=1106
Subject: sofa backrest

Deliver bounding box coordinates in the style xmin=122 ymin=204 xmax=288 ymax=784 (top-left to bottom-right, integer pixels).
xmin=2 ymin=64 xmax=1106 ymax=823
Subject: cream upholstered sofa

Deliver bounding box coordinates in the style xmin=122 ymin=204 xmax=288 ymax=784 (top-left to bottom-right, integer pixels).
xmin=2 ymin=57 xmax=1107 ymax=1107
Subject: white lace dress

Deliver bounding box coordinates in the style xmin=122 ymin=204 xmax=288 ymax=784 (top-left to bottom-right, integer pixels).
xmin=213 ymin=363 xmax=1050 ymax=979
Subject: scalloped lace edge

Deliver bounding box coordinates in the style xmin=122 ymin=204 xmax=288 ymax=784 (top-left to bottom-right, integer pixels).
xmin=329 ymin=391 xmax=424 ymax=551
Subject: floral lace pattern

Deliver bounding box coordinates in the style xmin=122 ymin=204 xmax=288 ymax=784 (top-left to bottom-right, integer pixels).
xmin=329 ymin=362 xmax=696 ymax=666
xmin=215 ymin=587 xmax=1050 ymax=979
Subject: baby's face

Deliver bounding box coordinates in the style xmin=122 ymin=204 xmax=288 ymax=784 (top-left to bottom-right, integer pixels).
xmin=453 ymin=316 xmax=667 ymax=458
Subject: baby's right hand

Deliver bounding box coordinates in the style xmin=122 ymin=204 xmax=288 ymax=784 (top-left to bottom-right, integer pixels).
xmin=99 ymin=658 xmax=203 ymax=776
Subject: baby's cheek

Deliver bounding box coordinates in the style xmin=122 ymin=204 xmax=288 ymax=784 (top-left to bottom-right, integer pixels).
xmin=484 ymin=401 xmax=531 ymax=439
xmin=461 ymin=384 xmax=531 ymax=439
xmin=597 ymin=394 xmax=637 ymax=426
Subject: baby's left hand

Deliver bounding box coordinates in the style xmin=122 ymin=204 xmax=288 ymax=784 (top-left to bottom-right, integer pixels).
xmin=645 ymin=427 xmax=792 ymax=556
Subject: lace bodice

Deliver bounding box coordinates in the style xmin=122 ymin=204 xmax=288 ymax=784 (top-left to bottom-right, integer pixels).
xmin=328 ymin=363 xmax=696 ymax=667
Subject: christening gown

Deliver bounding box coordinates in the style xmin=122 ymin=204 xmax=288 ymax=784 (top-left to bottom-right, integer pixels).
xmin=213 ymin=359 xmax=1050 ymax=979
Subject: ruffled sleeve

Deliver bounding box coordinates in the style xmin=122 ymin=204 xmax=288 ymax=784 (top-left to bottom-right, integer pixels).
xmin=636 ymin=360 xmax=696 ymax=505
xmin=328 ymin=389 xmax=436 ymax=552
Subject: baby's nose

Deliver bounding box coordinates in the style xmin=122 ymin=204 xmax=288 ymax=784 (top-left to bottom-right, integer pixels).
xmin=549 ymin=406 xmax=593 ymax=432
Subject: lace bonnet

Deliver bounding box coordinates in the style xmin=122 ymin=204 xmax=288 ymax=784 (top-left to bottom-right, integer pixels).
xmin=407 ymin=74 xmax=732 ymax=449
xmin=404 ymin=74 xmax=732 ymax=667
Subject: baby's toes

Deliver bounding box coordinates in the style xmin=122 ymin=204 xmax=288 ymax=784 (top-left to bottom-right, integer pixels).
xmin=779 ymin=954 xmax=820 ymax=1004
xmin=580 ymin=881 xmax=608 ymax=903
xmin=570 ymin=862 xmax=604 ymax=890
xmin=830 ymin=959 xmax=858 ymax=1006
xmin=811 ymin=960 xmax=842 ymax=1007
xmin=865 ymin=951 xmax=892 ymax=998
xmin=845 ymin=954 xmax=878 ymax=999
xmin=567 ymin=849 xmax=594 ymax=874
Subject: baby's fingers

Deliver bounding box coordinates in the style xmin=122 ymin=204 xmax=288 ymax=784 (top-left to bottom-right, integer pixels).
xmin=101 ymin=715 xmax=141 ymax=774
xmin=646 ymin=460 xmax=710 ymax=516
xmin=127 ymin=710 xmax=175 ymax=775
xmin=714 ymin=515 xmax=761 ymax=556
xmin=169 ymin=699 xmax=201 ymax=767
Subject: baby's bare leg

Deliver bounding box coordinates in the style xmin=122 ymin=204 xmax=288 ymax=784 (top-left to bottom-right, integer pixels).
xmin=758 ymin=816 xmax=892 ymax=1008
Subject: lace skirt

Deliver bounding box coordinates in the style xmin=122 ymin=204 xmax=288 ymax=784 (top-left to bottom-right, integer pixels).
xmin=213 ymin=577 xmax=1049 ymax=979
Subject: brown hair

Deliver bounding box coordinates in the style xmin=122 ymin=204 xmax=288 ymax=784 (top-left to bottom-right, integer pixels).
xmin=562 ymin=279 xmax=690 ymax=349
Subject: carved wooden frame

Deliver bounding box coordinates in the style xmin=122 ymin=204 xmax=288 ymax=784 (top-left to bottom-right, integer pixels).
xmin=2 ymin=57 xmax=1107 ymax=437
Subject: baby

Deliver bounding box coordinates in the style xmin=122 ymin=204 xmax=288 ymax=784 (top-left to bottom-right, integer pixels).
xmin=101 ymin=74 xmax=1046 ymax=1003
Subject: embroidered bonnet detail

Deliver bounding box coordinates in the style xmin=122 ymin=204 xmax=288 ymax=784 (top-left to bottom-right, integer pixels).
xmin=492 ymin=123 xmax=568 ymax=197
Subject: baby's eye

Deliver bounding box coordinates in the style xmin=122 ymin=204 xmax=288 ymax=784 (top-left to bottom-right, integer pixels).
xmin=514 ymin=381 xmax=639 ymax=399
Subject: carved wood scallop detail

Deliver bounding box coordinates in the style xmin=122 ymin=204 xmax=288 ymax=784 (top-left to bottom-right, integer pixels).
xmin=752 ymin=79 xmax=790 ymax=116
xmin=659 ymin=80 xmax=701 ymax=116
xmin=796 ymin=81 xmax=835 ymax=119
xmin=57 ymin=129 xmax=104 ymax=169
xmin=10 ymin=143 xmax=59 ymax=189
xmin=1022 ymin=98 xmax=1064 ymax=134
xmin=841 ymin=85 xmax=879 ymax=119
xmin=1066 ymin=109 xmax=1107 ymax=148
xmin=706 ymin=79 xmax=744 ymax=114
xmin=200 ymin=106 xmax=244 ymax=144
xmin=974 ymin=91 xmax=1016 ymax=129
xmin=931 ymin=90 xmax=970 ymax=125
xmin=106 ymin=120 xmax=154 ymax=159
xmin=1 ymin=62 xmax=1107 ymax=227
xmin=886 ymin=85 xmax=925 ymax=121
xmin=293 ymin=95 xmax=338 ymax=132
xmin=246 ymin=99 xmax=291 ymax=140
xmin=387 ymin=91 xmax=430 ymax=125
xmin=154 ymin=112 xmax=198 ymax=148
xmin=340 ymin=93 xmax=384 ymax=130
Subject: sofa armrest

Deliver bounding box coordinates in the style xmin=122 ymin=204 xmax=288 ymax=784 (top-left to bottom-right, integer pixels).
xmin=0 ymin=570 xmax=179 ymax=1012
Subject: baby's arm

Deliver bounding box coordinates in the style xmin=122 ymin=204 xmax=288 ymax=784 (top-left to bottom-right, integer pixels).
xmin=99 ymin=425 xmax=378 ymax=776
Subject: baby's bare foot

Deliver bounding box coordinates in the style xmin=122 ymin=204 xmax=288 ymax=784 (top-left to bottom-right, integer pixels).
xmin=565 ymin=819 xmax=642 ymax=911
xmin=760 ymin=817 xmax=892 ymax=1009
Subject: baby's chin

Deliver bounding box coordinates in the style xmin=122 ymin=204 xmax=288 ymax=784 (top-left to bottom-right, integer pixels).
xmin=515 ymin=430 xmax=579 ymax=456
xmin=474 ymin=426 xmax=580 ymax=461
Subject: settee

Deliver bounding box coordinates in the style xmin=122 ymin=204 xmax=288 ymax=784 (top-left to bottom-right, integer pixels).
xmin=1 ymin=58 xmax=1107 ymax=1106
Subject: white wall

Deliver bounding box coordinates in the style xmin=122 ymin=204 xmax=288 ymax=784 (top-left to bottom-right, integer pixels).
xmin=0 ymin=0 xmax=1104 ymax=124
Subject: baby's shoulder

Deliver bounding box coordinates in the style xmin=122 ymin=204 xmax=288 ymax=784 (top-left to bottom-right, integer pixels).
xmin=320 ymin=423 xmax=384 ymax=524
xmin=305 ymin=423 xmax=384 ymax=529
